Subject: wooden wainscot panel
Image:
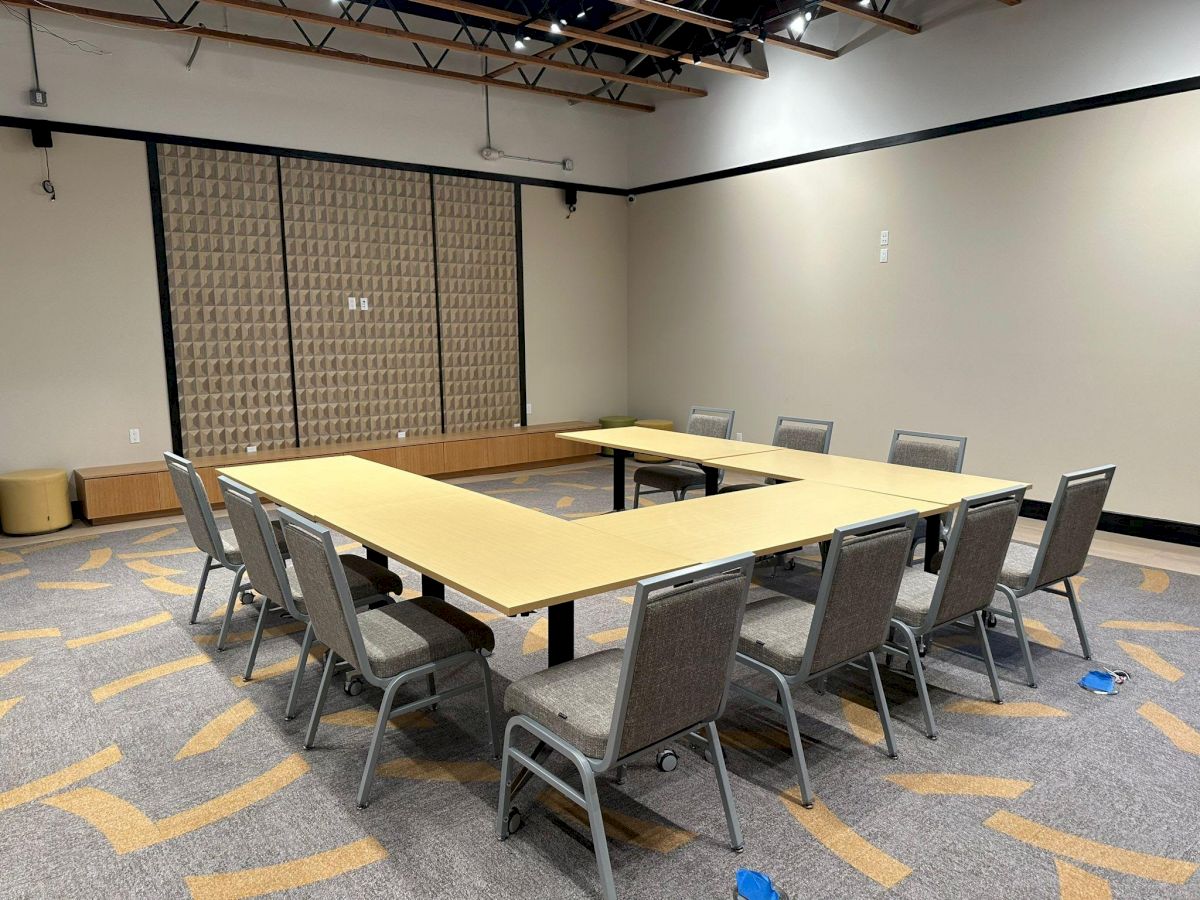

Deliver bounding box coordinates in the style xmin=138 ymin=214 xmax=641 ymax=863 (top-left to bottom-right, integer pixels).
xmin=442 ymin=439 xmax=493 ymax=472
xmin=80 ymin=471 xmax=176 ymax=521
xmin=529 ymin=431 xmax=592 ymax=462
xmin=394 ymin=443 xmax=445 ymax=475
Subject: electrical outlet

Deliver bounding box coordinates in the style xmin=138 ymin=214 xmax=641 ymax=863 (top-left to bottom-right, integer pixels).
xmin=347 ymin=296 xmax=357 ymax=310
xmin=359 ymin=297 xmax=369 ymax=311
xmin=128 ymin=427 xmax=140 ymax=444
xmin=246 ymin=444 xmax=258 ymax=454
xmin=396 ymin=430 xmax=407 ymax=440
xmin=880 ymin=229 xmax=889 ymax=246
xmin=735 ymin=432 xmax=743 ymax=441
xmin=29 ymin=89 xmax=47 ymax=107
xmin=879 ymin=248 xmax=889 ymax=263
xmin=525 ymin=402 xmax=532 ymax=416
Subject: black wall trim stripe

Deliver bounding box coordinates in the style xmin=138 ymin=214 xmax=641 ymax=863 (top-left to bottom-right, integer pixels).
xmin=1021 ymin=501 xmax=1200 ymax=549
xmin=428 ymin=173 xmax=447 ymax=434
xmin=274 ymin=157 xmax=302 ymax=449
xmin=514 ymin=183 xmax=528 ymax=428
xmin=144 ymin=142 xmax=183 ymax=457
xmin=631 ymin=75 xmax=1200 ymax=195
xmin=0 ymin=114 xmax=626 ymax=197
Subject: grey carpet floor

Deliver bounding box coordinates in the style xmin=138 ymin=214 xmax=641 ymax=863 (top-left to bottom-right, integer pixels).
xmin=0 ymin=459 xmax=1198 ymax=899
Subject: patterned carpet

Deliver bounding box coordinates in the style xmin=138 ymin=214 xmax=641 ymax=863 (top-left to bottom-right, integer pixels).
xmin=0 ymin=459 xmax=1197 ymax=899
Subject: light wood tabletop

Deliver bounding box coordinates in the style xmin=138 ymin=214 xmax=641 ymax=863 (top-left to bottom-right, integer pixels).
xmin=707 ymin=449 xmax=1029 ymax=506
xmin=557 ymin=426 xmax=775 ymax=463
xmin=218 ymin=456 xmax=693 ymax=615
xmin=575 ymin=480 xmax=943 ymax=561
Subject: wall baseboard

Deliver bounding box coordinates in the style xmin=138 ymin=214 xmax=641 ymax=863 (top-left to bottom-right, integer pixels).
xmin=1020 ymin=500 xmax=1200 ymax=548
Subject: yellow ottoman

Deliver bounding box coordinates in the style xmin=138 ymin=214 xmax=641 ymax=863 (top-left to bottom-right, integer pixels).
xmin=634 ymin=419 xmax=674 ymax=463
xmin=0 ymin=469 xmax=72 ymax=535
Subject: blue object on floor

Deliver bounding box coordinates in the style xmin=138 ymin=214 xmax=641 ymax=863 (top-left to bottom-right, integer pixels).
xmin=1078 ymin=670 xmax=1118 ymax=694
xmin=736 ymin=869 xmax=780 ymax=900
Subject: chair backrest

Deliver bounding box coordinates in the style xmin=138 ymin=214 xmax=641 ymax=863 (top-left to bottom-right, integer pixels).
xmin=773 ymin=416 xmax=833 ymax=454
xmin=164 ymin=452 xmax=223 ymax=561
xmin=278 ymin=508 xmax=369 ymax=677
xmin=801 ymin=511 xmax=918 ymax=678
xmin=925 ymin=487 xmax=1025 ymax=629
xmin=888 ymin=430 xmax=967 ymax=473
xmin=603 ymin=553 xmax=754 ymax=766
xmin=1027 ymin=465 xmax=1116 ymax=590
xmin=218 ymin=476 xmax=301 ymax=620
xmin=686 ymin=406 xmax=735 ymax=440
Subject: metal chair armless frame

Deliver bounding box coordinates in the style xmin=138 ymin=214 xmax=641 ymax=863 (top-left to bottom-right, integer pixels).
xmin=989 ymin=465 xmax=1115 ymax=687
xmin=497 ymin=553 xmax=755 ymax=900
xmin=165 ymin=452 xmax=255 ymax=647
xmin=768 ymin=416 xmax=834 ymax=570
xmin=632 ymin=406 xmax=735 ymax=508
xmin=883 ymin=487 xmax=1025 ymax=739
xmin=731 ymin=511 xmax=918 ymax=808
xmin=279 ymin=508 xmax=500 ymax=809
xmin=887 ymin=430 xmax=967 ymax=564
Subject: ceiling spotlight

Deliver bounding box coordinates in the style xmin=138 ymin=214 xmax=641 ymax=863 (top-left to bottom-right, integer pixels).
xmin=575 ymin=1 xmax=586 ymax=18
xmin=790 ymin=14 xmax=805 ymax=32
xmin=515 ymin=29 xmax=527 ymax=48
xmin=859 ymin=0 xmax=870 ymax=6
xmin=691 ymin=50 xmax=701 ymax=63
xmin=757 ymin=24 xmax=767 ymax=42
xmin=806 ymin=9 xmax=813 ymax=19
xmin=549 ymin=21 xmax=561 ymax=33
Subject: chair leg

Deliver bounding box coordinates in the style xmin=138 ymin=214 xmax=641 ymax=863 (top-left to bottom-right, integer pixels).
xmin=496 ymin=723 xmax=517 ymax=841
xmin=865 ymin=653 xmax=898 ymax=759
xmin=215 ymin=566 xmax=247 ymax=652
xmin=765 ymin=668 xmax=813 ymax=807
xmin=974 ymin=611 xmax=1003 ymax=704
xmin=304 ymin=650 xmax=337 ymax=749
xmin=897 ymin=622 xmax=937 ymax=740
xmin=357 ymin=680 xmax=404 ymax=809
xmin=242 ymin=597 xmax=273 ymax=681
xmin=633 ymin=482 xmax=641 ymax=509
xmin=579 ymin=764 xmax=617 ymax=900
xmin=1064 ymin=578 xmax=1092 ymax=660
xmin=479 ymin=655 xmax=501 ymax=759
xmin=189 ymin=555 xmax=214 ymax=624
xmin=1001 ymin=586 xmax=1038 ymax=687
xmin=426 ymin=672 xmax=437 ymax=704
xmin=705 ymin=722 xmax=743 ymax=852
xmin=284 ymin=623 xmax=315 ymax=721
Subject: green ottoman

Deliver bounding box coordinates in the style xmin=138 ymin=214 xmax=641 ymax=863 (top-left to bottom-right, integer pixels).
xmin=598 ymin=415 xmax=636 ymax=457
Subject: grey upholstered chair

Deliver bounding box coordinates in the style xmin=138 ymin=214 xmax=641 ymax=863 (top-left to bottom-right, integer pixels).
xmin=497 ymin=553 xmax=755 ymax=900
xmin=633 ymin=406 xmax=734 ymax=508
xmin=219 ymin=476 xmax=404 ymax=713
xmin=887 ymin=430 xmax=967 ymax=564
xmin=165 ymin=452 xmax=289 ymax=646
xmin=720 ymin=416 xmax=833 ymax=494
xmin=732 ymin=510 xmax=918 ymax=808
xmin=885 ymin=487 xmax=1026 ymax=739
xmin=989 ymin=466 xmax=1115 ymax=687
xmin=280 ymin=508 xmax=500 ymax=809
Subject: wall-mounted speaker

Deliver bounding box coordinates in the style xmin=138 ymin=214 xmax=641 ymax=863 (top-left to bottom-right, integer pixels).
xmin=30 ymin=125 xmax=53 ymax=149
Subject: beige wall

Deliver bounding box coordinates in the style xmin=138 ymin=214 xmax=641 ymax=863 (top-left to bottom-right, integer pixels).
xmin=522 ymin=186 xmax=629 ymax=425
xmin=627 ymin=90 xmax=1200 ymax=523
xmin=0 ymin=129 xmax=172 ymax=483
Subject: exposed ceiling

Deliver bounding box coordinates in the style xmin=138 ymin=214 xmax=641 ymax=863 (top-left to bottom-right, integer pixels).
xmin=7 ymin=0 xmax=1021 ymax=113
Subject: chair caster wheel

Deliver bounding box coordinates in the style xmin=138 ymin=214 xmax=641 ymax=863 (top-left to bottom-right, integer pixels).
xmin=732 ymin=845 xmax=745 ymax=854
xmin=505 ymin=806 xmax=523 ymax=835
xmin=702 ymin=746 xmax=728 ymax=766
xmin=927 ymin=734 xmax=938 ymax=741
xmin=239 ymin=594 xmax=253 ymax=606
xmin=984 ymin=612 xmax=998 ymax=628
xmin=656 ymin=748 xmax=678 ymax=772
xmin=344 ymin=677 xmax=364 ymax=697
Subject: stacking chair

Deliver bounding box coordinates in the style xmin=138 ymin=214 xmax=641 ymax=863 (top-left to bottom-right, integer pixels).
xmin=884 ymin=487 xmax=1025 ymax=739
xmin=280 ymin=508 xmax=500 ymax=809
xmin=720 ymin=416 xmax=833 ymax=494
xmin=887 ymin=431 xmax=967 ymax=563
xmin=165 ymin=452 xmax=288 ymax=648
xmin=732 ymin=511 xmax=917 ymax=808
xmin=990 ymin=466 xmax=1115 ymax=687
xmin=218 ymin=476 xmax=405 ymax=715
xmin=633 ymin=406 xmax=734 ymax=508
xmin=497 ymin=554 xmax=755 ymax=900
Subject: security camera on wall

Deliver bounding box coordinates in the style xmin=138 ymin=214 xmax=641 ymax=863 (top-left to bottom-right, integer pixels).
xmin=626 ymin=194 xmax=636 ymax=204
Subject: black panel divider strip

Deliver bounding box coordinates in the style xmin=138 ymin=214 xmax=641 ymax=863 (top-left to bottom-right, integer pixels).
xmin=1021 ymin=501 xmax=1200 ymax=549
xmin=144 ymin=142 xmax=183 ymax=456
xmin=429 ymin=172 xmax=447 ymax=434
xmin=274 ymin=156 xmax=302 ymax=448
xmin=514 ymin=183 xmax=528 ymax=428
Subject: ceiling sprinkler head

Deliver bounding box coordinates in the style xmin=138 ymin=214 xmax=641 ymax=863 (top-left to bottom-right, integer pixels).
xmin=481 ymin=146 xmax=504 ymax=162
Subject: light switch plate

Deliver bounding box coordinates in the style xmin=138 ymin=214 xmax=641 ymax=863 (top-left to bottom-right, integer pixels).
xmin=348 ymin=296 xmax=357 ymax=309
xmin=128 ymin=428 xmax=140 ymax=444
xmin=879 ymin=248 xmax=889 ymax=263
xmin=880 ymin=230 xmax=889 ymax=246
xmin=246 ymin=445 xmax=258 ymax=454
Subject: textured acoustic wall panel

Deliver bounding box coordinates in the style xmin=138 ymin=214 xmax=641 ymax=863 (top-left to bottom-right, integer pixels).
xmin=282 ymin=159 xmax=442 ymax=445
xmin=433 ymin=175 xmax=522 ymax=432
xmin=157 ymin=145 xmax=297 ymax=456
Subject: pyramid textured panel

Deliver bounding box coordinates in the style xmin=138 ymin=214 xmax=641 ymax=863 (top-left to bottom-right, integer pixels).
xmin=282 ymin=159 xmax=442 ymax=445
xmin=433 ymin=175 xmax=521 ymax=433
xmin=158 ymin=144 xmax=297 ymax=456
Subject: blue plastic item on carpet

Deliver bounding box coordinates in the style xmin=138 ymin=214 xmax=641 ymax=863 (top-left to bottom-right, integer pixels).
xmin=736 ymin=869 xmax=780 ymax=900
xmin=1078 ymin=670 xmax=1118 ymax=694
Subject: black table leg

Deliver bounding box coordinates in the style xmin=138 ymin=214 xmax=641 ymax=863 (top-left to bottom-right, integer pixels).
xmin=924 ymin=513 xmax=942 ymax=573
xmin=702 ymin=465 xmax=719 ymax=496
xmin=612 ymin=449 xmax=630 ymax=512
xmin=421 ymin=574 xmax=445 ymax=599
xmin=365 ymin=547 xmax=388 ymax=567
xmin=547 ymin=601 xmax=575 ymax=666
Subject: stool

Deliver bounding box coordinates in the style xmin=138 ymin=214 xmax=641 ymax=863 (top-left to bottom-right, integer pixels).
xmin=598 ymin=415 xmax=636 ymax=458
xmin=0 ymin=469 xmax=72 ymax=536
xmin=634 ymin=419 xmax=674 ymax=463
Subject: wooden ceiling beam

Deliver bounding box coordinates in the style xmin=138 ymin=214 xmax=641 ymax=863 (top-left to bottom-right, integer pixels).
xmin=197 ymin=0 xmax=705 ymax=96
xmin=4 ymin=0 xmax=656 ymax=111
xmin=818 ymin=0 xmax=920 ymax=35
xmin=486 ymin=7 xmax=650 ymax=80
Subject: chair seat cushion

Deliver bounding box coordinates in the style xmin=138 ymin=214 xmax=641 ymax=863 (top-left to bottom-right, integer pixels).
xmin=407 ymin=596 xmax=495 ymax=653
xmin=634 ymin=464 xmax=705 ymax=493
xmin=504 ymin=648 xmax=622 ymax=759
xmin=998 ymin=542 xmax=1039 ymax=591
xmin=737 ymin=594 xmax=816 ymax=676
xmin=357 ymin=600 xmax=474 ymax=678
xmin=289 ymin=554 xmax=405 ymax=613
xmin=717 ymin=483 xmax=763 ymax=494
xmin=892 ymin=569 xmax=940 ymax=628
xmin=223 ymin=519 xmax=289 ymax=565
